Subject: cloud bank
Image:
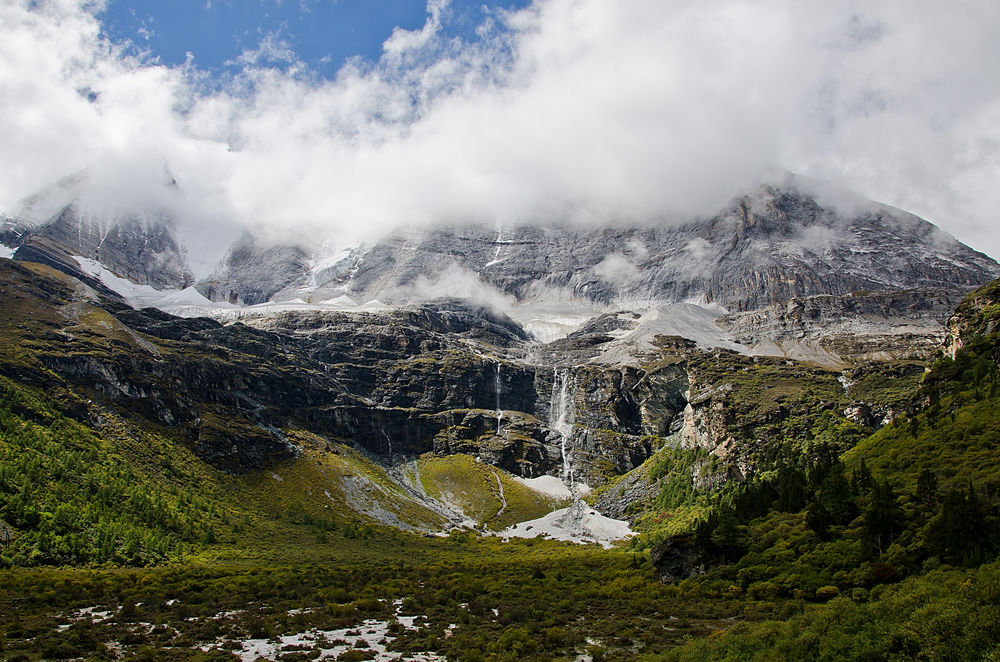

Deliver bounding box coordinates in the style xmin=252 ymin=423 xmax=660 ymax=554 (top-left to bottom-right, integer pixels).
xmin=1 ymin=0 xmax=999 ymax=275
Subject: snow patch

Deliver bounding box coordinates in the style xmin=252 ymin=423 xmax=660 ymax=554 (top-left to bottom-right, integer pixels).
xmin=0 ymin=244 xmax=15 ymax=259
xmin=69 ymin=255 xmax=241 ymax=317
xmin=501 ymin=506 xmax=634 ymax=549
xmin=512 ymin=475 xmax=591 ymax=500
xmin=73 ymin=256 xmax=166 ymax=307
xmin=222 ymin=618 xmax=445 ymax=662
xmin=319 ymin=294 xmax=357 ymax=305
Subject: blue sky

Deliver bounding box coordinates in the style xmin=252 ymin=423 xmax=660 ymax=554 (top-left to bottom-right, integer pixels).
xmin=100 ymin=0 xmax=529 ymax=79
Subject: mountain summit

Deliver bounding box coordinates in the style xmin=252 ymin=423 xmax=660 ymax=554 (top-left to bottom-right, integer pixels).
xmin=194 ymin=178 xmax=999 ymax=313
xmin=2 ymin=175 xmax=996 ymax=323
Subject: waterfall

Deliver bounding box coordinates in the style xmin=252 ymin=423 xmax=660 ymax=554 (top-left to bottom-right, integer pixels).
xmin=551 ymin=368 xmax=593 ymax=534
xmin=495 ymin=362 xmax=503 ymax=434
xmin=381 ymin=429 xmax=394 ymax=462
xmin=497 ymin=366 xmax=637 ymax=547
xmin=549 ymin=368 xmax=577 ymax=492
xmin=550 ymin=368 xmax=575 ymax=491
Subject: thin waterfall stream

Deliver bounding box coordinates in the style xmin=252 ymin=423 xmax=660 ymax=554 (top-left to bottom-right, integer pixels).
xmin=551 ymin=368 xmax=590 ymax=533
xmin=451 ymin=362 xmax=636 ymax=547
xmin=495 ymin=362 xmax=503 ymax=434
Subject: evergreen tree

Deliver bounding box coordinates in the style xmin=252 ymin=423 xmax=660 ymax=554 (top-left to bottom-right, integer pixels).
xmin=805 ymin=500 xmax=833 ymax=540
xmin=864 ymin=478 xmax=903 ymax=553
xmin=851 ymin=458 xmax=875 ymax=496
xmin=776 ymin=465 xmax=807 ymax=512
xmin=916 ymin=468 xmax=939 ymax=506
xmin=926 ymin=482 xmax=992 ymax=566
xmin=710 ymin=509 xmax=746 ymax=560
xmin=818 ymin=463 xmax=858 ymax=526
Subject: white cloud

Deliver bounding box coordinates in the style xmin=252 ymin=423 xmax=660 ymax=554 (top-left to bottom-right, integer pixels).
xmin=592 ymin=253 xmax=638 ymax=283
xmin=0 ymin=0 xmax=998 ymax=278
xmin=229 ymin=33 xmax=299 ymax=67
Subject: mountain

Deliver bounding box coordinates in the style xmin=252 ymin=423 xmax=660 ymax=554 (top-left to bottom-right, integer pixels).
xmin=194 ymin=178 xmax=999 ymax=314
xmin=195 ymin=233 xmax=312 ymax=305
xmin=2 ymin=172 xmax=192 ymax=291
xmin=3 ymin=174 xmax=996 ymax=343
xmin=2 ymin=217 xmax=1000 ymax=658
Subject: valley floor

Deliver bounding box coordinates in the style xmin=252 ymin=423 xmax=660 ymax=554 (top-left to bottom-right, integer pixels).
xmin=1 ymin=534 xmax=745 ymax=661
xmin=4 ymin=534 xmax=999 ymax=661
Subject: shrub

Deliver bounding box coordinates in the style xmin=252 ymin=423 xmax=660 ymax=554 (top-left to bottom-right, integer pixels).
xmin=815 ymin=585 xmax=840 ymax=601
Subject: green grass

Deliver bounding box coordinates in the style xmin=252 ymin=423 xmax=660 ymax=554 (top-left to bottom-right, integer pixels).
xmin=418 ymin=453 xmax=562 ymax=530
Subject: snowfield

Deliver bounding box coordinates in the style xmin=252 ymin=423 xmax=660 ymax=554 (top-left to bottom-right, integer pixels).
xmin=501 ymin=503 xmax=635 ymax=549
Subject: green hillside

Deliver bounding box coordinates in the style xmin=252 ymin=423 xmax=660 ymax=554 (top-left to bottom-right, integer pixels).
xmin=636 ymin=277 xmax=1000 ymax=660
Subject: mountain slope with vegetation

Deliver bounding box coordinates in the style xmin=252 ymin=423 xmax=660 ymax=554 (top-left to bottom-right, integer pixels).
xmin=628 ymin=276 xmax=1000 ymax=660
xmin=1 ymin=252 xmax=999 ymax=660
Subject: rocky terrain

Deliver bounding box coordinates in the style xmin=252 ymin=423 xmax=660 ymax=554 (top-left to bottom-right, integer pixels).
xmin=197 ymin=179 xmax=999 ymax=314
xmin=1 ymin=174 xmax=999 ymax=541
xmin=717 ymin=287 xmax=967 ymax=366
xmin=0 ymin=253 xmax=940 ymax=522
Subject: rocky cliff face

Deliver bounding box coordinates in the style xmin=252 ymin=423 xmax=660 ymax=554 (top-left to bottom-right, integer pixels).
xmin=0 ymin=257 xmax=688 ymax=482
xmin=2 ymin=173 xmax=194 ymax=293
xmin=944 ymin=278 xmax=1000 ymax=359
xmin=26 ymin=205 xmax=193 ymax=290
xmin=195 ymin=234 xmax=311 ymax=305
xmin=3 ymin=174 xmax=193 ymax=291
xmin=718 ymin=288 xmax=966 ymax=366
xmin=1 ymin=256 xmax=981 ymax=535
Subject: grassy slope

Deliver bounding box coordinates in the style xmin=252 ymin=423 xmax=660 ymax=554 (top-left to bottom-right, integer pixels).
xmin=418 ymin=453 xmax=563 ymax=530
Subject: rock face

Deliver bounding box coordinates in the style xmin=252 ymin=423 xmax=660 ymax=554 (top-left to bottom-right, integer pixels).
xmin=0 ymin=250 xmax=949 ymax=487
xmin=0 ymin=257 xmax=679 ymax=481
xmin=718 ymin=288 xmax=967 ymax=365
xmin=2 ymin=172 xmax=193 ymax=292
xmin=205 ymin=179 xmax=1000 ymax=313
xmin=944 ymin=278 xmax=1000 ymax=359
xmin=26 ymin=204 xmax=193 ymax=290
xmin=649 ymin=533 xmax=720 ymax=582
xmin=4 ymin=177 xmax=193 ymax=290
xmin=0 ymin=217 xmax=31 ymax=249
xmin=10 ymin=236 xmax=129 ymax=302
xmin=195 ymin=234 xmax=311 ymax=305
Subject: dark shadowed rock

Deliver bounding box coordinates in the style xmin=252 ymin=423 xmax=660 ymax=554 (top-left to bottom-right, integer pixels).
xmin=650 ymin=533 xmax=716 ymax=582
xmin=196 ymin=234 xmax=310 ymax=305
